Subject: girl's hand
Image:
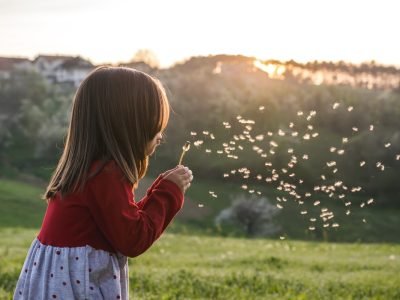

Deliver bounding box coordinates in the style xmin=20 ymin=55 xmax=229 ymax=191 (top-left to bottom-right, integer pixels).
xmin=163 ymin=165 xmax=193 ymax=193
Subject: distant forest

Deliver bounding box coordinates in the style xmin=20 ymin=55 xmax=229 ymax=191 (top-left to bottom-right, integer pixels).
xmin=1 ymin=55 xmax=399 ymax=206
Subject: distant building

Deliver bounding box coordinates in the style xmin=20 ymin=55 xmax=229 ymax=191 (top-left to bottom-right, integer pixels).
xmin=0 ymin=57 xmax=33 ymax=79
xmin=33 ymin=55 xmax=94 ymax=87
xmin=0 ymin=55 xmax=95 ymax=87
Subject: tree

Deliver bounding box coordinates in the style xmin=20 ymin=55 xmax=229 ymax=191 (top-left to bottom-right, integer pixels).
xmin=215 ymin=194 xmax=280 ymax=237
xmin=131 ymin=49 xmax=160 ymax=68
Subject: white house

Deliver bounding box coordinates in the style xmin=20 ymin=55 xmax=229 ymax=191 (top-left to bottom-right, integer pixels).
xmin=33 ymin=55 xmax=94 ymax=87
xmin=0 ymin=57 xmax=33 ymax=79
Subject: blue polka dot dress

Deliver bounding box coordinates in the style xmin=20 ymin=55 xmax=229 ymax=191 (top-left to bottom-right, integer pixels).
xmin=14 ymin=238 xmax=128 ymax=299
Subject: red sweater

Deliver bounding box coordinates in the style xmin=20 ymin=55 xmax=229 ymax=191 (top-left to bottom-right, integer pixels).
xmin=38 ymin=160 xmax=184 ymax=257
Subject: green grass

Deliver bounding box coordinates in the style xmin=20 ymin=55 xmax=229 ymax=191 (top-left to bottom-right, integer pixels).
xmin=1 ymin=229 xmax=399 ymax=299
xmin=0 ymin=179 xmax=46 ymax=228
xmin=1 ymin=178 xmax=400 ymax=299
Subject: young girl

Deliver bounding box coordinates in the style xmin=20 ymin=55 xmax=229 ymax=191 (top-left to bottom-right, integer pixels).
xmin=13 ymin=66 xmax=193 ymax=300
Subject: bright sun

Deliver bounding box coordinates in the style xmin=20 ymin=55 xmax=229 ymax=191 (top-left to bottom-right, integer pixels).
xmin=253 ymin=60 xmax=286 ymax=79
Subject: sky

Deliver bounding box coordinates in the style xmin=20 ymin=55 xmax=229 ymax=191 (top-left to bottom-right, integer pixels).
xmin=0 ymin=0 xmax=399 ymax=68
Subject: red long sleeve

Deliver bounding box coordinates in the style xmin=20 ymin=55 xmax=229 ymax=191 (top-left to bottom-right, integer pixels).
xmin=38 ymin=161 xmax=184 ymax=257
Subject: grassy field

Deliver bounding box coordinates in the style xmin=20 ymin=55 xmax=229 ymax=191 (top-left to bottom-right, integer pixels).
xmin=1 ymin=228 xmax=399 ymax=299
xmin=0 ymin=178 xmax=400 ymax=299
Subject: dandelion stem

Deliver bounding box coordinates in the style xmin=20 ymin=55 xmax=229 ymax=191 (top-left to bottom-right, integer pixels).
xmin=178 ymin=141 xmax=191 ymax=165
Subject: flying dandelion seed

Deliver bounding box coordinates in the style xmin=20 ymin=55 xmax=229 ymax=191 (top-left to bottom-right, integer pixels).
xmin=259 ymin=106 xmax=265 ymax=111
xmin=241 ymin=185 xmax=248 ymax=190
xmin=360 ymin=161 xmax=366 ymax=167
xmin=288 ymin=148 xmax=294 ymax=153
xmin=345 ymin=202 xmax=351 ymax=206
xmin=194 ymin=140 xmax=204 ymax=147
xmin=314 ymin=201 xmax=321 ymax=206
xmin=198 ymin=204 xmax=204 ymax=208
xmin=190 ymin=131 xmax=197 ymax=136
xmin=205 ymin=149 xmax=211 ymax=153
xmin=385 ymin=143 xmax=391 ymax=148
xmin=342 ymin=137 xmax=348 ymax=143
xmin=278 ymin=129 xmax=285 ymax=136
xmin=332 ymin=223 xmax=340 ymax=228
xmin=369 ymin=125 xmax=374 ymax=131
xmin=362 ymin=218 xmax=367 ymax=223
xmin=346 ymin=210 xmax=351 ymax=215
xmin=330 ymin=147 xmax=337 ymax=152
xmin=337 ymin=149 xmax=345 ymax=155
xmin=396 ymin=154 xmax=400 ymax=160
xmin=352 ymin=127 xmax=358 ymax=132
xmin=308 ymin=226 xmax=316 ymax=231
xmin=301 ymin=210 xmax=308 ymax=215
xmin=292 ymin=132 xmax=299 ymax=137
xmin=312 ymin=132 xmax=319 ymax=138
xmin=277 ymin=204 xmax=283 ymax=209
xmin=303 ymin=134 xmax=311 ymax=140
xmin=279 ymin=236 xmax=285 ymax=240
xmin=347 ymin=106 xmax=354 ymax=111
xmin=297 ymin=111 xmax=304 ymax=116
xmin=310 ymin=218 xmax=316 ymax=222
xmin=367 ymin=198 xmax=374 ymax=205
xmin=223 ymin=173 xmax=229 ymax=178
xmin=302 ymin=154 xmax=309 ymax=160
xmin=289 ymin=122 xmax=294 ymax=128
xmin=307 ymin=125 xmax=313 ymax=130
xmin=333 ymin=102 xmax=340 ymax=109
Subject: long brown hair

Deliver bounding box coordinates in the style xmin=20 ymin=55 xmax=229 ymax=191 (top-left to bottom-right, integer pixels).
xmin=44 ymin=66 xmax=170 ymax=200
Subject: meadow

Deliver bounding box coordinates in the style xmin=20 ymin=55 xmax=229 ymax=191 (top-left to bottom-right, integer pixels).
xmin=0 ymin=178 xmax=400 ymax=299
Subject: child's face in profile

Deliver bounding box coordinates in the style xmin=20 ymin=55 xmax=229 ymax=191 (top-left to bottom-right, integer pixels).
xmin=146 ymin=132 xmax=163 ymax=156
